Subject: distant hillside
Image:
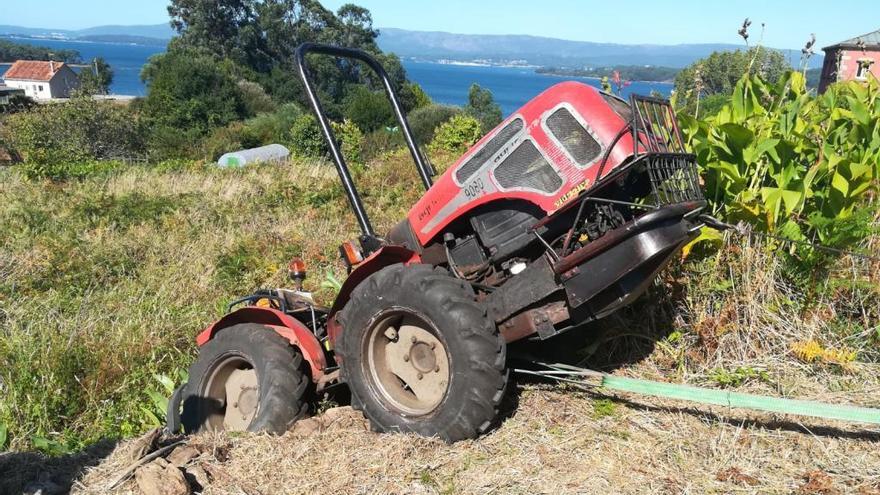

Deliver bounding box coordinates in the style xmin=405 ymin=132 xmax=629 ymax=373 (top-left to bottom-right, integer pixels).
xmin=0 ymin=23 xmax=823 ymax=70
xmin=377 ymin=28 xmax=823 ymax=69
xmin=0 ymin=23 xmax=174 ymax=42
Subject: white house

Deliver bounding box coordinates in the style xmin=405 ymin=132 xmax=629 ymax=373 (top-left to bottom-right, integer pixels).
xmin=1 ymin=60 xmax=80 ymax=100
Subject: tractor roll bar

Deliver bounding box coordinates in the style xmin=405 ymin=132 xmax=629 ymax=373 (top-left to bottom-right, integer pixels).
xmin=295 ymin=43 xmax=433 ymax=239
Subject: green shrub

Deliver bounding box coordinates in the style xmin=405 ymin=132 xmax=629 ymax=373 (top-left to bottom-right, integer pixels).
xmin=344 ymin=86 xmax=394 ymax=132
xmin=409 ymin=104 xmax=462 ymax=146
xmin=237 ymin=80 xmax=277 ymax=115
xmin=400 ymin=82 xmax=432 ymax=111
xmin=681 ymin=72 xmax=879 ymax=255
xmin=244 ymin=103 xmax=303 ymax=144
xmin=331 ymin=119 xmax=364 ymax=164
xmin=289 ymin=114 xmax=327 ymax=158
xmin=201 ymin=122 xmax=263 ymax=161
xmin=140 ymin=50 xmax=248 ymax=139
xmin=429 ymin=114 xmax=482 ymax=154
xmin=361 ymin=128 xmax=406 ymax=161
xmin=464 ymin=84 xmax=503 ymax=133
xmin=5 ymin=98 xmax=146 ymax=179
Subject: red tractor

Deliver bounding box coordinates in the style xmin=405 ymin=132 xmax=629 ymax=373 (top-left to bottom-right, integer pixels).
xmin=169 ymin=44 xmax=706 ymax=442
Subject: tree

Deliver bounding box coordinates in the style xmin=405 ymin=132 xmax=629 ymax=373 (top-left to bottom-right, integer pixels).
xmin=164 ymin=0 xmax=410 ymax=113
xmin=77 ymin=57 xmax=114 ymax=96
xmin=464 ymin=84 xmax=502 ymax=133
xmin=674 ymin=48 xmax=790 ymax=116
xmin=140 ymin=50 xmax=248 ymax=156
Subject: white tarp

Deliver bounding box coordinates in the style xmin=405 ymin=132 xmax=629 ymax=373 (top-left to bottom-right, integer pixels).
xmin=217 ymin=144 xmax=290 ymax=167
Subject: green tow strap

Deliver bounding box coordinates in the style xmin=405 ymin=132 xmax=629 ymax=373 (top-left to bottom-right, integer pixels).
xmin=602 ymin=375 xmax=880 ymax=425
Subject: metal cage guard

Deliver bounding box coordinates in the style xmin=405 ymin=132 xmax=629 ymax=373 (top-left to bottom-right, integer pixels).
xmin=294 ymin=43 xmax=434 ymax=240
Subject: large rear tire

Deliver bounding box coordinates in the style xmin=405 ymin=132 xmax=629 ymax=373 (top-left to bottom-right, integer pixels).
xmin=338 ymin=264 xmax=508 ymax=442
xmin=181 ymin=324 xmax=310 ymax=434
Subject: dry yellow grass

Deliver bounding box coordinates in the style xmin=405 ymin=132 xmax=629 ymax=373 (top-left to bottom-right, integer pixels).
xmin=69 ymin=382 xmax=880 ymax=494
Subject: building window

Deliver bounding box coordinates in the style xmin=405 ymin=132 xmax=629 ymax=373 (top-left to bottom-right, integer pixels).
xmin=856 ymin=59 xmax=874 ymax=80
xmin=38 ymin=85 xmax=44 ymax=92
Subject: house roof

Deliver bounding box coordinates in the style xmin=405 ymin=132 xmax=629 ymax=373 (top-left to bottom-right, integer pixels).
xmin=824 ymin=28 xmax=880 ymax=50
xmin=2 ymin=60 xmax=68 ymax=81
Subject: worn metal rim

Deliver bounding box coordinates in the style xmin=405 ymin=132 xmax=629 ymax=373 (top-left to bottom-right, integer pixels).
xmin=364 ymin=310 xmax=451 ymax=416
xmin=202 ymin=355 xmax=259 ymax=431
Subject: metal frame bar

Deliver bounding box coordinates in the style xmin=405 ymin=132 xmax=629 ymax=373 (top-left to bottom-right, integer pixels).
xmin=295 ymin=43 xmax=433 ymax=239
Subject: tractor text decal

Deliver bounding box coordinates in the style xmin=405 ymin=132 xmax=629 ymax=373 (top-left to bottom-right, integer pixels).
xmin=554 ymin=178 xmax=591 ymax=209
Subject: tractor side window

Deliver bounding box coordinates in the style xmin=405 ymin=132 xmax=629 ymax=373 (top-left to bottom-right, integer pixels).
xmin=493 ymin=140 xmax=563 ymax=194
xmin=545 ymin=108 xmax=603 ymax=168
xmin=455 ymin=118 xmax=524 ymax=184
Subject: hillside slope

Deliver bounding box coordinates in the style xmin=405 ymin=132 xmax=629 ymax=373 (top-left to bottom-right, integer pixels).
xmin=377 ymin=28 xmax=823 ymax=68
xmin=0 ymin=153 xmax=877 ymax=493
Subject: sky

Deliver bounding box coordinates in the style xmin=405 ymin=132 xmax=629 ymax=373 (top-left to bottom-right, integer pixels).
xmin=1 ymin=0 xmax=878 ymax=49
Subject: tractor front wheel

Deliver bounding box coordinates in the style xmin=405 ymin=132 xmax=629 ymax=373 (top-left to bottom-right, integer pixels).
xmin=339 ymin=264 xmax=508 ymax=442
xmin=180 ymin=324 xmax=311 ymax=434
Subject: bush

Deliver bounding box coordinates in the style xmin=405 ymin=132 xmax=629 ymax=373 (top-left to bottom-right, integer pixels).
xmin=201 ymin=122 xmax=263 ymax=161
xmin=140 ymin=50 xmax=248 ymax=140
xmin=400 ymin=82 xmax=432 ymax=111
xmin=408 ymin=104 xmax=462 ymax=146
xmin=243 ymin=103 xmax=304 ymax=144
xmin=429 ymin=114 xmax=482 ymax=154
xmin=681 ymin=72 xmax=880 ymax=254
xmin=5 ymin=98 xmax=146 ymax=179
xmin=344 ymin=86 xmax=394 ymax=132
xmin=331 ymin=119 xmax=364 ymax=164
xmin=237 ymin=80 xmax=277 ymax=115
xmin=289 ymin=114 xmax=327 ymax=158
xmin=361 ymin=128 xmax=405 ymax=161
xmin=464 ymin=84 xmax=502 ymax=133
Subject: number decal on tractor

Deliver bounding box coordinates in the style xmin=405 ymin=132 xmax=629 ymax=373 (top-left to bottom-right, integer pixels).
xmin=464 ymin=178 xmax=486 ymax=199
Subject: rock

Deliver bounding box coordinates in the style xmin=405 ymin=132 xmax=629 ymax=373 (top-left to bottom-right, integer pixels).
xmin=135 ymin=460 xmax=190 ymax=495
xmin=125 ymin=428 xmax=162 ymax=461
xmin=167 ymin=445 xmax=199 ymax=467
xmin=289 ymin=417 xmax=323 ymax=436
xmin=183 ymin=465 xmax=210 ymax=492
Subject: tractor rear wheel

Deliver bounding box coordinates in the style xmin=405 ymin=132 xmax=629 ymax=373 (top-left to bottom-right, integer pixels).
xmin=338 ymin=264 xmax=507 ymax=442
xmin=180 ymin=324 xmax=310 ymax=434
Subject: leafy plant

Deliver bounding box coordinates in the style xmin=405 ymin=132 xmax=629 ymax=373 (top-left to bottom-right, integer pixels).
xmin=680 ymin=72 xmax=880 ymax=254
xmin=429 ymin=114 xmax=482 ymax=154
xmin=289 ymin=114 xmax=328 ymax=158
xmin=464 ymin=84 xmax=502 ymax=133
xmin=141 ymin=371 xmax=188 ymax=429
xmin=331 ymin=119 xmax=365 ymax=165
xmin=709 ymin=366 xmax=770 ymax=388
xmin=5 ymin=98 xmax=146 ymax=179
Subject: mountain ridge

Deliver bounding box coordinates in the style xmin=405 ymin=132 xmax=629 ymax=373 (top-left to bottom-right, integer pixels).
xmin=0 ymin=24 xmax=822 ymax=69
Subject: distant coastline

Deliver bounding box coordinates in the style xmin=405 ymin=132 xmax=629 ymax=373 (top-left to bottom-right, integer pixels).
xmin=535 ymin=66 xmax=679 ymax=83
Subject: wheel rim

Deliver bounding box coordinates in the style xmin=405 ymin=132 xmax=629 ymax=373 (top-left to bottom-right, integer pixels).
xmin=364 ymin=310 xmax=451 ymax=416
xmin=202 ymin=355 xmax=259 ymax=431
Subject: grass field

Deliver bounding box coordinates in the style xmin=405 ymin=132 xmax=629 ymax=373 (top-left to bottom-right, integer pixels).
xmin=0 ymin=151 xmax=878 ymax=493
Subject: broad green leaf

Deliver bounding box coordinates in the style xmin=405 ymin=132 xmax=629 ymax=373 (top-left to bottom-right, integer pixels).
xmin=719 ymin=123 xmax=754 ymax=150
xmin=789 ymin=71 xmax=807 ymax=96
xmin=779 ymin=220 xmax=804 ymax=241
xmin=845 ymin=96 xmax=870 ymax=126
xmin=831 ymin=172 xmax=850 ymax=197
xmin=780 ymin=189 xmax=803 ymax=214
xmin=0 ymin=423 xmax=7 ymax=449
xmin=681 ymin=227 xmax=723 ymax=259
